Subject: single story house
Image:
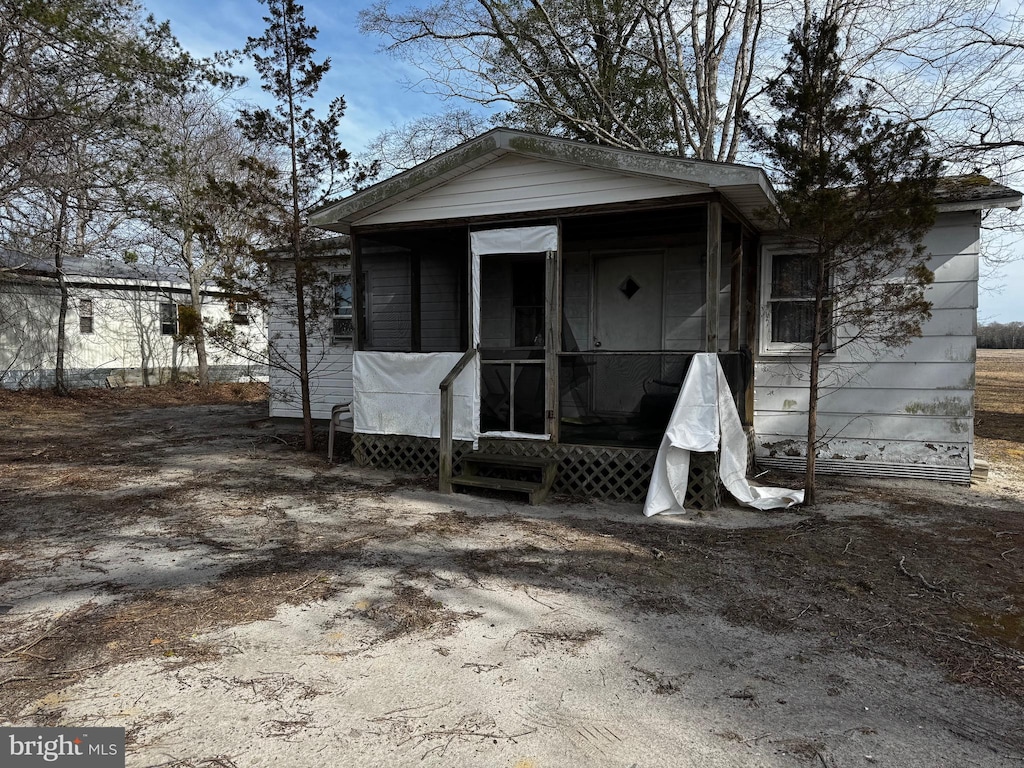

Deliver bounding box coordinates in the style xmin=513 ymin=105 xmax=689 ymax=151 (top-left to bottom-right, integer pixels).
xmin=0 ymin=248 xmax=266 ymax=389
xmin=267 ymin=128 xmax=1019 ymax=504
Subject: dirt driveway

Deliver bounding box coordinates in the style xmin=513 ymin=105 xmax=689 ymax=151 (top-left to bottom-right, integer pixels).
xmin=1 ymin=375 xmax=1022 ymax=767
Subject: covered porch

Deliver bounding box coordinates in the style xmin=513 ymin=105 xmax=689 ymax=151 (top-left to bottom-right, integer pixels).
xmin=350 ymin=202 xmax=758 ymax=447
xmin=308 ymin=129 xmax=777 ymax=504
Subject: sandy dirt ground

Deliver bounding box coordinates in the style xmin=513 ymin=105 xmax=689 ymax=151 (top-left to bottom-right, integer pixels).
xmin=0 ymin=358 xmax=1022 ymax=768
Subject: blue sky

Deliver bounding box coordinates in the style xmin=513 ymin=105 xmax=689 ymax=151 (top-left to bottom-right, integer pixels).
xmin=145 ymin=0 xmax=1024 ymax=323
xmin=144 ymin=0 xmax=449 ymax=155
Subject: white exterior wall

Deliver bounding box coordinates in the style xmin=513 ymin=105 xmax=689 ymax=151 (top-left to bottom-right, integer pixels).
xmin=357 ymin=154 xmax=706 ymax=226
xmin=0 ymin=276 xmax=264 ymax=389
xmin=267 ymin=258 xmax=354 ymax=421
xmin=753 ymin=211 xmax=981 ymax=480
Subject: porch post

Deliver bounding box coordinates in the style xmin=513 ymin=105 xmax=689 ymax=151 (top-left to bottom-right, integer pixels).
xmin=729 ymin=237 xmax=743 ymax=351
xmin=706 ymin=201 xmax=722 ymax=352
xmin=544 ymin=246 xmax=561 ymax=440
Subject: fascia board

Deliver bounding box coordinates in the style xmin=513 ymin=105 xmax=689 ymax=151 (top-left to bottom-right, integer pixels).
xmin=311 ymin=128 xmax=783 ymax=231
xmin=936 ymin=195 xmax=1022 ymax=213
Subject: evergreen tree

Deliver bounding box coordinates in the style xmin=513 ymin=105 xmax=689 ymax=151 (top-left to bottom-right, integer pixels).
xmin=749 ymin=17 xmax=940 ymax=505
xmin=238 ymin=0 xmax=358 ymax=451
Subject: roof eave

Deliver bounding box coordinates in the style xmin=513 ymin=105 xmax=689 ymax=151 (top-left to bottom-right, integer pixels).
xmin=310 ymin=128 xmax=781 ymax=231
xmin=937 ymin=195 xmax=1022 ymax=213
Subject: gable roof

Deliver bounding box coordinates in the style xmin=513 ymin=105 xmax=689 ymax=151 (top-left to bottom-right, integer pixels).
xmin=310 ymin=128 xmax=781 ymax=233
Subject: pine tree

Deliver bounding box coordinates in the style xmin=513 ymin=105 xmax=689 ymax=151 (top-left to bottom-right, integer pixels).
xmin=238 ymin=0 xmax=355 ymax=451
xmin=749 ymin=17 xmax=940 ymax=505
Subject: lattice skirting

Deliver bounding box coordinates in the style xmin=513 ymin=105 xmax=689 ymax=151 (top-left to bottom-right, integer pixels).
xmin=351 ymin=433 xmax=722 ymax=509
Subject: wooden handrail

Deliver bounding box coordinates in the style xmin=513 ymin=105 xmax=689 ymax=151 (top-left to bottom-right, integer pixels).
xmin=439 ymin=347 xmax=478 ymax=493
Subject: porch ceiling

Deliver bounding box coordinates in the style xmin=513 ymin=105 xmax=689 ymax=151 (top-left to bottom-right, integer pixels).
xmin=310 ymin=129 xmax=780 ymax=233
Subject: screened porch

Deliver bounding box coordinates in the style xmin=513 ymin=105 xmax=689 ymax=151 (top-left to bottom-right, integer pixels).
xmin=349 ymin=201 xmax=758 ymax=449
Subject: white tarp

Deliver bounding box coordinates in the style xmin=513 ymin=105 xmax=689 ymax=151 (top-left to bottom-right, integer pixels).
xmin=643 ymin=353 xmax=804 ymax=515
xmin=352 ymin=351 xmax=479 ymax=441
xmin=470 ymin=226 xmax=558 ymax=256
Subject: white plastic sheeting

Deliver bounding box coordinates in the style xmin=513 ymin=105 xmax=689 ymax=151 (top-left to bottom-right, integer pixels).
xmin=644 ymin=353 xmax=804 ymax=515
xmin=470 ymin=226 xmax=558 ymax=257
xmin=352 ymin=351 xmax=479 ymax=441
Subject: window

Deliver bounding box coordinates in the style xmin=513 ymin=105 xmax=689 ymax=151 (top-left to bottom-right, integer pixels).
xmin=229 ymin=299 xmax=250 ymax=326
xmin=160 ymin=302 xmax=177 ymax=335
xmin=762 ymin=250 xmax=831 ymax=353
xmin=332 ymin=272 xmax=353 ymax=344
xmin=78 ymin=299 xmax=93 ymax=334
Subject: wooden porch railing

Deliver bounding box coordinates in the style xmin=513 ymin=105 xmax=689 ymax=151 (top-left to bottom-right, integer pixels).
xmin=439 ymin=347 xmax=478 ymax=493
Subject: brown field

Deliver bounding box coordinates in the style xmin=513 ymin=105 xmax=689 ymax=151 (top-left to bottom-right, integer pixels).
xmin=975 ymin=348 xmax=1024 ymax=477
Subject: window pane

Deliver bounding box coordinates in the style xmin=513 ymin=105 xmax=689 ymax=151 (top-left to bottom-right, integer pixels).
xmin=333 ymin=318 xmax=353 ymax=340
xmin=79 ymin=317 xmax=93 ymax=334
xmin=334 ymin=276 xmax=353 ymax=316
xmin=771 ymin=301 xmax=815 ymax=343
xmin=772 ymin=254 xmax=817 ymax=299
xmin=332 ymin=274 xmax=354 ymax=344
xmin=160 ymin=303 xmax=177 ymax=335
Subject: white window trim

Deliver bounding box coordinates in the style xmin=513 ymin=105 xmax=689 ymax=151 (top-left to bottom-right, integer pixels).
xmin=78 ymin=298 xmax=94 ymax=335
xmin=160 ymin=301 xmax=177 ymax=336
xmin=228 ymin=299 xmax=250 ymax=325
xmin=331 ymin=270 xmax=354 ymax=346
xmin=759 ymin=245 xmax=834 ymax=356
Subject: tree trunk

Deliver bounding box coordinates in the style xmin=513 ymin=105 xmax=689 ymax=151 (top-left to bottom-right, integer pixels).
xmin=53 ymin=190 xmax=71 ymax=396
xmin=803 ymin=256 xmax=828 ymax=506
xmin=189 ymin=276 xmax=209 ymax=387
xmin=282 ymin=9 xmax=316 ymax=452
xmin=55 ymin=268 xmax=70 ymax=395
xmin=293 ymin=243 xmax=314 ymax=451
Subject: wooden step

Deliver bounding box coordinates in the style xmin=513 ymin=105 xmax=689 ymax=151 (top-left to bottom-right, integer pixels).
xmin=451 ymin=474 xmax=540 ymax=493
xmin=461 ymin=452 xmax=556 ymax=470
xmin=454 ymin=452 xmax=557 ymax=505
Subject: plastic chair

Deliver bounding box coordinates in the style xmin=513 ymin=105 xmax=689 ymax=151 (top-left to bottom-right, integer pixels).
xmin=328 ymin=401 xmax=354 ymax=463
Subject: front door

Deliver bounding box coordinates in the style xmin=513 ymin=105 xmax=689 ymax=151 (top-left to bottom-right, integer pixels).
xmin=594 ymin=251 xmax=664 ymax=350
xmin=593 ymin=251 xmax=664 ymax=414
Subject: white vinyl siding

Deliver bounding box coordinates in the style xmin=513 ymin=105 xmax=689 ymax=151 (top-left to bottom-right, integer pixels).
xmin=268 ymin=257 xmax=353 ymax=421
xmin=357 ymin=154 xmax=706 ymax=227
xmin=1 ymin=279 xmax=263 ymax=390
xmin=753 ymin=211 xmax=981 ymax=473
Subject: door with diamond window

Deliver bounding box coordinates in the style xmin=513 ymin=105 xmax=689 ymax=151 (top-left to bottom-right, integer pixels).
xmin=592 ymin=251 xmax=665 ymax=415
xmin=594 ymin=251 xmax=664 ymax=350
